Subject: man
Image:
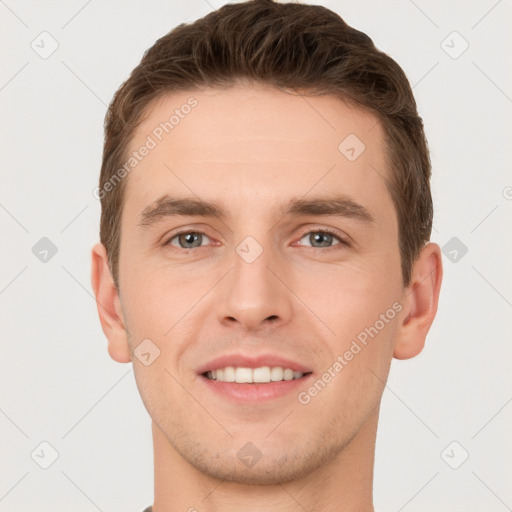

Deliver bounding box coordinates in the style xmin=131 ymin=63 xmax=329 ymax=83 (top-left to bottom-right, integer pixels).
xmin=91 ymin=1 xmax=442 ymax=510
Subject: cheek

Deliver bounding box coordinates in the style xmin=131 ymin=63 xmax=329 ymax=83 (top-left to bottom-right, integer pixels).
xmin=307 ymin=260 xmax=400 ymax=332
xmin=319 ymin=313 xmax=399 ymax=414
xmin=311 ymin=262 xmax=401 ymax=373
xmin=131 ymin=359 xmax=176 ymax=430
xmin=122 ymin=262 xmax=179 ymax=318
xmin=120 ymin=269 xmax=202 ymax=368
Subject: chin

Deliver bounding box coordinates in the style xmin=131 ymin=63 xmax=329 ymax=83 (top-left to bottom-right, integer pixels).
xmin=173 ymin=436 xmax=344 ymax=485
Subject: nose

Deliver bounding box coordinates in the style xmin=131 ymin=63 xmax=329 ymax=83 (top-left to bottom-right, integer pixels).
xmin=216 ymin=237 xmax=293 ymax=333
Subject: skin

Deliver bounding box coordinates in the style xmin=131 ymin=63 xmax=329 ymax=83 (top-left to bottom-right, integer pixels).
xmin=91 ymin=82 xmax=442 ymax=512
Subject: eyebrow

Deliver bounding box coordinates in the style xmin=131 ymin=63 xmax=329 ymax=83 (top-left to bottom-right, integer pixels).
xmin=137 ymin=193 xmax=375 ymax=229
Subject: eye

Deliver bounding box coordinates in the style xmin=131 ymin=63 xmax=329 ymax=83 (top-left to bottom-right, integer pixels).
xmin=163 ymin=228 xmax=349 ymax=251
xmin=165 ymin=231 xmax=211 ymax=249
xmin=296 ymin=229 xmax=348 ymax=249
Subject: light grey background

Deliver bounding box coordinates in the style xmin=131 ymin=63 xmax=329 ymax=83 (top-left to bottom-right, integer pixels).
xmin=1 ymin=1 xmax=511 ymax=511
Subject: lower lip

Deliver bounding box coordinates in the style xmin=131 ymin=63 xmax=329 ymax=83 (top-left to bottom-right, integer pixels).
xmin=199 ymin=374 xmax=314 ymax=403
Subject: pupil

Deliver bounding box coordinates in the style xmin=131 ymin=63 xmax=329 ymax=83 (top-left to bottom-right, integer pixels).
xmin=313 ymin=232 xmax=331 ymax=247
xmin=182 ymin=233 xmax=199 ymax=248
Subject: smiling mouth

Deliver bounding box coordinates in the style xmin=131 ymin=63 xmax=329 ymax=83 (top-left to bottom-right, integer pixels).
xmin=202 ymin=366 xmax=313 ymax=384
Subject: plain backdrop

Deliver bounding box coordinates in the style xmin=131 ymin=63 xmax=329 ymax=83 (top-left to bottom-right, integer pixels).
xmin=1 ymin=1 xmax=511 ymax=511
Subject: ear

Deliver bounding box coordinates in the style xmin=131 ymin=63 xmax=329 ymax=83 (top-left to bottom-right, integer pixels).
xmin=90 ymin=242 xmax=131 ymax=363
xmin=393 ymin=242 xmax=443 ymax=360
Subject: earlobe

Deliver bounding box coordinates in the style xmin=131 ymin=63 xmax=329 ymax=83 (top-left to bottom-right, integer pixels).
xmin=393 ymin=242 xmax=443 ymax=360
xmin=90 ymin=242 xmax=131 ymax=364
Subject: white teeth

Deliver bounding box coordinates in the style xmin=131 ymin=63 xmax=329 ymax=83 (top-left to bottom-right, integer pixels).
xmin=270 ymin=366 xmax=283 ymax=381
xmin=224 ymin=366 xmax=235 ymax=382
xmin=253 ymin=366 xmax=271 ymax=383
xmin=206 ymin=366 xmax=305 ymax=383
xmin=283 ymin=368 xmax=294 ymax=381
xmin=235 ymin=367 xmax=252 ymax=383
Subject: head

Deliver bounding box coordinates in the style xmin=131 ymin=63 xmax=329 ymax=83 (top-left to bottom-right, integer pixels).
xmin=92 ymin=0 xmax=442 ymax=486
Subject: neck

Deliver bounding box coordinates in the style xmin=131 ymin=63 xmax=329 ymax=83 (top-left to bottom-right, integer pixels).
xmin=151 ymin=409 xmax=379 ymax=512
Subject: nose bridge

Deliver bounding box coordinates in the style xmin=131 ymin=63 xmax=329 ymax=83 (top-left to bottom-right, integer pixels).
xmin=217 ymin=228 xmax=292 ymax=330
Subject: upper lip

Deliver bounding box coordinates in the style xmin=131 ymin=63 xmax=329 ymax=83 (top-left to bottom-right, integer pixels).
xmin=196 ymin=352 xmax=313 ymax=375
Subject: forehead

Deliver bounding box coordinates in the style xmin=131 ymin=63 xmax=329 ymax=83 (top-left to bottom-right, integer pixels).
xmin=122 ymin=84 xmax=392 ymax=224
xmin=134 ymin=84 xmax=383 ymax=159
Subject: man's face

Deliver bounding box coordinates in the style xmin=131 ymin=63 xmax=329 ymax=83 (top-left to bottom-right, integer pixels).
xmin=117 ymin=84 xmax=405 ymax=484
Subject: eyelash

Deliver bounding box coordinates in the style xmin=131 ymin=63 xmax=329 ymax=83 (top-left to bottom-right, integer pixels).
xmin=163 ymin=228 xmax=350 ymax=251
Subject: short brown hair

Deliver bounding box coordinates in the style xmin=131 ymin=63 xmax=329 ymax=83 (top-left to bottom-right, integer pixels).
xmin=99 ymin=0 xmax=433 ymax=290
